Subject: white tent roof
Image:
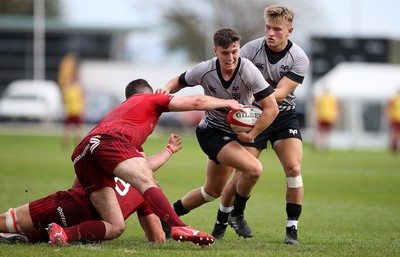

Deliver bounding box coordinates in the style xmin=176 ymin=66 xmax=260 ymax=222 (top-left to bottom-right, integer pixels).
xmin=313 ymin=62 xmax=400 ymax=100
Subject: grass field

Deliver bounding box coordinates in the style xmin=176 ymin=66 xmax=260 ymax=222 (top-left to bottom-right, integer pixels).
xmin=0 ymin=130 xmax=399 ymax=257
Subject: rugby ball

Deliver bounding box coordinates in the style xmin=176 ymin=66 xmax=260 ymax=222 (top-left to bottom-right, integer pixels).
xmin=227 ymin=105 xmax=262 ymax=132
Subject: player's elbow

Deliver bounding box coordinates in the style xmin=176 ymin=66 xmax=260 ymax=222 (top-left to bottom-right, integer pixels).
xmin=275 ymin=96 xmax=285 ymax=104
xmin=274 ymin=105 xmax=279 ymax=115
xmin=270 ymin=103 xmax=279 ymax=118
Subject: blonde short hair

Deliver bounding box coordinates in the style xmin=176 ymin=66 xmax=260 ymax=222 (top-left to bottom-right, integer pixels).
xmin=264 ymin=5 xmax=294 ymax=26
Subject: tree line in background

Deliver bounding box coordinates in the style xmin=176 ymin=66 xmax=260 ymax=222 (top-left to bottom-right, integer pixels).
xmin=0 ymin=0 xmax=60 ymax=16
xmin=161 ymin=0 xmax=268 ymax=61
xmin=0 ymin=0 xmax=317 ymax=62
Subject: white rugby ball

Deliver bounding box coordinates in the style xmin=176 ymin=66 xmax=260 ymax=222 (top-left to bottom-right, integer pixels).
xmin=227 ymin=105 xmax=262 ymax=132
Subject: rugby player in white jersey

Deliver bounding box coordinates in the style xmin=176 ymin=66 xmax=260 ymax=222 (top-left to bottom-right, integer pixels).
xmin=211 ymin=5 xmax=309 ymax=245
xmin=157 ymin=27 xmax=279 ymax=240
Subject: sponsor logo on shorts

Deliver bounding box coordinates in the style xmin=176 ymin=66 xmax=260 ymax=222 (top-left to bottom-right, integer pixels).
xmin=73 ymin=135 xmax=101 ymax=165
xmin=57 ymin=206 xmax=68 ymax=227
xmin=289 ymin=129 xmax=298 ymax=135
xmin=73 ymin=144 xmax=90 ymax=165
xmin=89 ymin=135 xmax=101 ymax=153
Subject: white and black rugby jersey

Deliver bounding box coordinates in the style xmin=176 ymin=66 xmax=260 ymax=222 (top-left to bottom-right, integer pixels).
xmin=241 ymin=38 xmax=309 ymax=112
xmin=179 ymin=57 xmax=274 ymax=133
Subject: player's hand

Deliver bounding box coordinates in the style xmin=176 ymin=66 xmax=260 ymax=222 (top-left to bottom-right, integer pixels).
xmin=156 ymin=87 xmax=170 ymax=94
xmin=227 ymin=100 xmax=245 ymax=111
xmin=236 ymin=131 xmax=255 ymax=143
xmin=167 ymin=133 xmax=182 ymax=153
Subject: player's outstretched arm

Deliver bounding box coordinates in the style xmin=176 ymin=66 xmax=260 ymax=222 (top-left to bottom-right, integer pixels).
xmin=169 ymin=95 xmax=244 ymax=112
xmin=146 ymin=133 xmax=182 ymax=172
xmin=155 ymin=76 xmax=181 ymax=94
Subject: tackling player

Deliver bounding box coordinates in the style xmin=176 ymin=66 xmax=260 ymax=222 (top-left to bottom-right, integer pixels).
xmin=0 ymin=133 xmax=181 ymax=245
xmin=52 ymin=78 xmax=243 ymax=247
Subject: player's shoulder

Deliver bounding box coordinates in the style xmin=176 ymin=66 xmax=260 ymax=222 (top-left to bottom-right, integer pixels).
xmin=241 ymin=37 xmax=265 ymax=55
xmin=243 ymin=37 xmax=265 ymax=48
xmin=239 ymin=57 xmax=259 ymax=70
xmin=190 ymin=57 xmax=217 ymax=73
xmin=288 ymin=41 xmax=309 ymax=59
xmin=198 ymin=57 xmax=217 ymax=68
xmin=239 ymin=57 xmax=266 ymax=82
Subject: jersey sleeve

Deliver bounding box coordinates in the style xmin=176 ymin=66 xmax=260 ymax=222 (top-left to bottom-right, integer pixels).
xmin=240 ymin=38 xmax=264 ymax=61
xmin=287 ymin=45 xmax=309 ymax=83
xmin=145 ymin=94 xmax=174 ymax=113
xmin=181 ymin=59 xmax=214 ymax=87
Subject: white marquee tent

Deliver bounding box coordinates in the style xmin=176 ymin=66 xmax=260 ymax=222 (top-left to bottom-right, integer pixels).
xmin=311 ymin=62 xmax=400 ymax=150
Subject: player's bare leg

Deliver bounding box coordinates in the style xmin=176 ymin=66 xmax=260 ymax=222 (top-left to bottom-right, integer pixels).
xmin=0 ymin=204 xmax=32 ymax=244
xmin=115 ymin=158 xmax=214 ymax=246
xmin=216 ymin=143 xmax=262 ymax=238
xmin=167 ymin=161 xmax=234 ymax=239
xmin=275 ymin=138 xmax=303 ymax=245
xmin=211 ymin=146 xmax=261 ymax=239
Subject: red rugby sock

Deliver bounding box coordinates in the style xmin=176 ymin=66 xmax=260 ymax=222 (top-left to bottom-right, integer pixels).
xmin=143 ymin=187 xmax=186 ymax=227
xmin=64 ymin=220 xmax=106 ymax=242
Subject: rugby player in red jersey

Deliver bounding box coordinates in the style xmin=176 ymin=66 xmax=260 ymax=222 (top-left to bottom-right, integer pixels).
xmin=0 ymin=133 xmax=181 ymax=244
xmin=53 ymin=78 xmax=243 ymax=246
xmin=1 ymin=79 xmax=243 ymax=246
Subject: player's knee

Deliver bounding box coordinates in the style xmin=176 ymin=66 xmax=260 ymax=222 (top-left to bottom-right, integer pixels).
xmin=244 ymin=161 xmax=263 ymax=181
xmin=286 ymin=175 xmax=303 ymax=188
xmin=115 ymin=226 xmax=126 ymax=238
xmin=201 ymin=187 xmax=217 ymax=202
xmin=285 ymin=165 xmax=301 ymax=177
xmin=109 ymin=222 xmax=125 ymax=239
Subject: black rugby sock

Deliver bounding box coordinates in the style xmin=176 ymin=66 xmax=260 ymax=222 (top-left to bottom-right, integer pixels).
xmin=172 ymin=199 xmax=190 ymax=216
xmin=230 ymin=191 xmax=250 ymax=217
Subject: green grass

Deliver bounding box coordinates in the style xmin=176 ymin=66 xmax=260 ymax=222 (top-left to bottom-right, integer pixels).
xmin=0 ymin=130 xmax=399 ymax=257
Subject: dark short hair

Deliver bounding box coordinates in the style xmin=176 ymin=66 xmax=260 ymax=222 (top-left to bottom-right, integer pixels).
xmin=213 ymin=27 xmax=241 ymax=48
xmin=125 ymin=79 xmax=153 ymax=99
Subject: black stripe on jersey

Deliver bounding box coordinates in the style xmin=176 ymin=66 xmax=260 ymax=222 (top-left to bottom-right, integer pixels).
xmin=254 ymin=86 xmax=274 ymax=102
xmin=286 ymin=71 xmax=304 ymax=84
xmin=179 ymin=72 xmax=189 ymax=88
xmin=216 ymin=58 xmax=241 ymax=89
